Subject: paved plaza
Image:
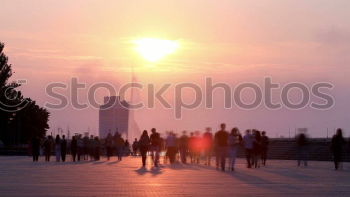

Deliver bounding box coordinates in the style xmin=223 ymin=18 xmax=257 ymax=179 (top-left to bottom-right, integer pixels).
xmin=0 ymin=156 xmax=349 ymax=197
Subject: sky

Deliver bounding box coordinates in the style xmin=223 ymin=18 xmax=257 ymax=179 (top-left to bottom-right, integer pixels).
xmin=1 ymin=0 xmax=350 ymax=137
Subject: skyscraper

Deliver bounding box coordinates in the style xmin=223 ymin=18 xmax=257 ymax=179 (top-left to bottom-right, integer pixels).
xmin=99 ymin=96 xmax=129 ymax=139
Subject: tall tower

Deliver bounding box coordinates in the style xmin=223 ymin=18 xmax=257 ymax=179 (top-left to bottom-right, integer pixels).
xmin=99 ymin=96 xmax=129 ymax=138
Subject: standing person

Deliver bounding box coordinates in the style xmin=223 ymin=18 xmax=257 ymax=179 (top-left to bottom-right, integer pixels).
xmin=124 ymin=140 xmax=130 ymax=156
xmin=139 ymin=130 xmax=150 ymax=167
xmin=296 ymin=132 xmax=308 ymax=167
xmin=166 ymin=132 xmax=177 ymax=164
xmin=193 ymin=131 xmax=201 ymax=164
xmin=31 ymin=136 xmax=40 ymax=162
xmin=94 ymin=137 xmax=101 ymax=161
xmin=227 ymin=128 xmax=241 ymax=171
xmin=150 ymin=128 xmax=161 ymax=167
xmin=83 ymin=135 xmax=89 ymax=160
xmin=331 ymin=128 xmax=346 ymax=170
xmin=115 ymin=133 xmax=124 ymax=161
xmin=132 ymin=138 xmax=139 ymax=156
xmin=188 ymin=132 xmax=196 ymax=163
xmin=214 ymin=123 xmax=229 ymax=171
xmin=71 ymin=136 xmax=78 ymax=162
xmin=252 ymin=130 xmax=262 ymax=168
xmin=43 ymin=136 xmax=53 ymax=162
xmin=261 ymin=131 xmax=269 ymax=166
xmin=243 ymin=130 xmax=253 ymax=168
xmin=89 ymin=135 xmax=95 ymax=161
xmin=61 ymin=135 xmax=67 ymax=162
xmin=179 ymin=131 xmax=189 ymax=164
xmin=55 ymin=135 xmax=61 ymax=162
xmin=77 ymin=135 xmax=84 ymax=161
xmin=105 ymin=133 xmax=113 ymax=160
xmin=203 ymin=127 xmax=213 ymax=166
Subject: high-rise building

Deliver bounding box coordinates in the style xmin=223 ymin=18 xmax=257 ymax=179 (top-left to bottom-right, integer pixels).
xmin=99 ymin=96 xmax=129 ymax=138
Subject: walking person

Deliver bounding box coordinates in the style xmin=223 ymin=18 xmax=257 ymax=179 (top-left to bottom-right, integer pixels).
xmin=115 ymin=133 xmax=124 ymax=161
xmin=83 ymin=135 xmax=89 ymax=160
xmin=179 ymin=131 xmax=189 ymax=164
xmin=261 ymin=131 xmax=269 ymax=166
xmin=94 ymin=137 xmax=101 ymax=161
xmin=71 ymin=136 xmax=78 ymax=162
xmin=243 ymin=130 xmax=253 ymax=168
xmin=203 ymin=127 xmax=213 ymax=166
xmin=214 ymin=123 xmax=229 ymax=171
xmin=227 ymin=128 xmax=241 ymax=171
xmin=43 ymin=136 xmax=53 ymax=162
xmin=296 ymin=132 xmax=308 ymax=167
xmin=150 ymin=128 xmax=161 ymax=167
xmin=132 ymin=138 xmax=139 ymax=156
xmin=31 ymin=136 xmax=40 ymax=162
xmin=166 ymin=132 xmax=177 ymax=164
xmin=252 ymin=130 xmax=262 ymax=168
xmin=139 ymin=130 xmax=150 ymax=167
xmin=105 ymin=133 xmax=113 ymax=160
xmin=331 ymin=128 xmax=346 ymax=170
xmin=61 ymin=135 xmax=67 ymax=162
xmin=77 ymin=135 xmax=84 ymax=161
xmin=55 ymin=135 xmax=61 ymax=162
xmin=189 ymin=132 xmax=196 ymax=164
xmin=124 ymin=140 xmax=130 ymax=156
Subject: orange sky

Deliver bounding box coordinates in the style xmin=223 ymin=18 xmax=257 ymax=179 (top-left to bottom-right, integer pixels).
xmin=1 ymin=0 xmax=350 ymax=137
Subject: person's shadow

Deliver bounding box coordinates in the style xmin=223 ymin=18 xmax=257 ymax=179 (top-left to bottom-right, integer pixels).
xmin=134 ymin=167 xmax=163 ymax=176
xmin=107 ymin=160 xmax=121 ymax=165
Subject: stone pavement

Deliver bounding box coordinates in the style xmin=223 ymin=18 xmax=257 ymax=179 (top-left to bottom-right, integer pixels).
xmin=0 ymin=156 xmax=350 ymax=197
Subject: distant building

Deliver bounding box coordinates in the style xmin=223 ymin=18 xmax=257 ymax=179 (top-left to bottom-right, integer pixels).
xmin=99 ymin=96 xmax=129 ymax=139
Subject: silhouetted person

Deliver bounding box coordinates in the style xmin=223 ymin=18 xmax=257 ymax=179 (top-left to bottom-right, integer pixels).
xmin=252 ymin=130 xmax=261 ymax=168
xmin=83 ymin=135 xmax=89 ymax=160
xmin=243 ymin=130 xmax=253 ymax=168
xmin=139 ymin=130 xmax=150 ymax=167
xmin=203 ymin=127 xmax=213 ymax=166
xmin=89 ymin=135 xmax=95 ymax=160
xmin=77 ymin=135 xmax=84 ymax=161
xmin=215 ymin=123 xmax=229 ymax=171
xmin=166 ymin=132 xmax=177 ymax=164
xmin=115 ymin=133 xmax=124 ymax=161
xmin=71 ymin=136 xmax=78 ymax=162
xmin=105 ymin=133 xmax=113 ymax=160
xmin=43 ymin=136 xmax=53 ymax=162
xmin=179 ymin=131 xmax=189 ymax=164
xmin=31 ymin=136 xmax=40 ymax=162
xmin=261 ymin=131 xmax=269 ymax=166
xmin=296 ymin=133 xmax=308 ymax=167
xmin=228 ymin=128 xmax=241 ymax=171
xmin=331 ymin=128 xmax=346 ymax=170
xmin=94 ymin=137 xmax=101 ymax=161
xmin=132 ymin=138 xmax=139 ymax=156
xmin=188 ymin=132 xmax=196 ymax=163
xmin=124 ymin=140 xmax=130 ymax=156
xmin=55 ymin=135 xmax=61 ymax=162
xmin=61 ymin=135 xmax=67 ymax=162
xmin=150 ymin=128 xmax=161 ymax=167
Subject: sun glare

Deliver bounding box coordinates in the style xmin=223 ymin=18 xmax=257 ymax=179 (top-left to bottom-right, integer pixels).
xmin=133 ymin=38 xmax=179 ymax=62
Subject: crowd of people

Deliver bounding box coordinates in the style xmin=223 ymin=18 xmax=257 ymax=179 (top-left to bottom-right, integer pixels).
xmin=31 ymin=132 xmax=131 ymax=163
xmin=30 ymin=125 xmax=349 ymax=171
xmin=135 ymin=124 xmax=269 ymax=171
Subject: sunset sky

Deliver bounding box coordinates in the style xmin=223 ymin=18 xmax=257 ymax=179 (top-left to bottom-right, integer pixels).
xmin=1 ymin=0 xmax=350 ymax=137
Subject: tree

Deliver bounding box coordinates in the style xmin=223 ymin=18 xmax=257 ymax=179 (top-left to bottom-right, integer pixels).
xmin=0 ymin=42 xmax=49 ymax=146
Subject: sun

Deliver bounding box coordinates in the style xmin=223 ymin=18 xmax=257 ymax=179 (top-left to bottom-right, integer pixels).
xmin=132 ymin=38 xmax=179 ymax=62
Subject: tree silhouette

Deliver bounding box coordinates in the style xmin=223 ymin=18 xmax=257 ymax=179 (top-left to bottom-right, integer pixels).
xmin=0 ymin=42 xmax=49 ymax=146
